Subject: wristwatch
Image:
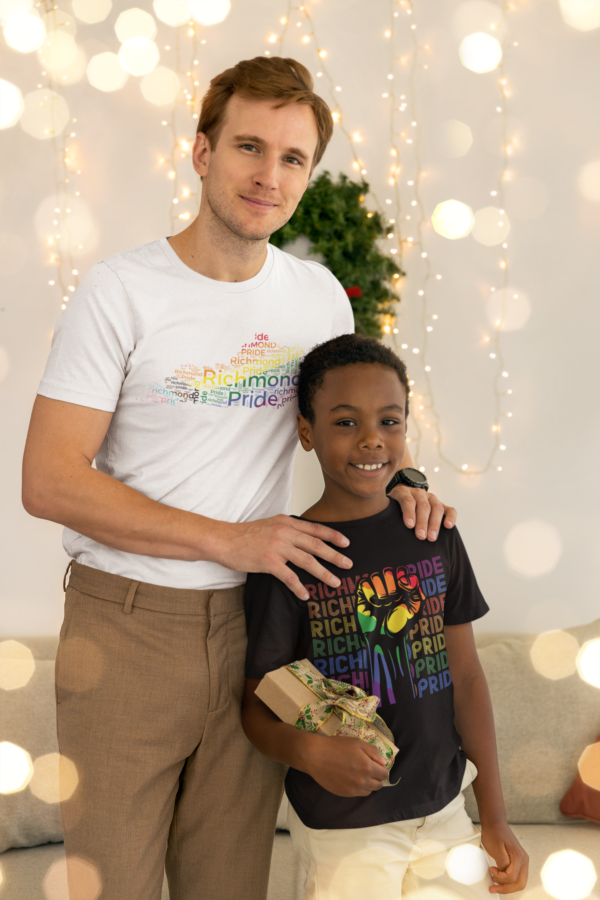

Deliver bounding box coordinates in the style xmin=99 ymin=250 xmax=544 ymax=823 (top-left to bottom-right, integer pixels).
xmin=386 ymin=467 xmax=429 ymax=494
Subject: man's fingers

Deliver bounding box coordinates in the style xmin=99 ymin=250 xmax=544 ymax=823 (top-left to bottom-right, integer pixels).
xmin=275 ymin=567 xmax=311 ymax=601
xmin=294 ymin=518 xmax=350 ymax=549
xmin=413 ymin=490 xmax=432 ymax=540
xmin=443 ymin=504 xmax=457 ymax=529
xmin=286 ymin=548 xmax=347 ymax=591
xmin=423 ymin=492 xmax=445 ymax=541
xmin=389 ymin=484 xmax=416 ymax=528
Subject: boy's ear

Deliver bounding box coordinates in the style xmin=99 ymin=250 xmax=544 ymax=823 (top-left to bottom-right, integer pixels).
xmin=297 ymin=414 xmax=314 ymax=452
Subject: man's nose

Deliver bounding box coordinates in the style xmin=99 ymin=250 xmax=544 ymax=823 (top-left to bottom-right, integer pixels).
xmin=252 ymin=154 xmax=279 ymax=191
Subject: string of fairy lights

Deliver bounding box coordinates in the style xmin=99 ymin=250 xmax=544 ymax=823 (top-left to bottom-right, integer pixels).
xmin=3 ymin=0 xmax=519 ymax=477
xmin=40 ymin=1 xmax=81 ymax=312
xmin=266 ymin=0 xmax=518 ymax=476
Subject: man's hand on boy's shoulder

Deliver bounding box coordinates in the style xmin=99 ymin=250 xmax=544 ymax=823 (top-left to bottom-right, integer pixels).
xmin=389 ymin=484 xmax=457 ymax=542
xmin=481 ymin=820 xmax=529 ymax=894
xmin=304 ymin=734 xmax=388 ymax=798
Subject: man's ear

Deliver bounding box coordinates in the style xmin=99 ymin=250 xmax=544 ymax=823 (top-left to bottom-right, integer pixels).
xmin=297 ymin=414 xmax=314 ymax=452
xmin=192 ymin=132 xmax=210 ymax=178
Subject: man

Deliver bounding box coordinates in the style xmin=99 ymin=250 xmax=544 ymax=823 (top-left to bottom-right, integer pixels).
xmin=22 ymin=57 xmax=455 ymax=900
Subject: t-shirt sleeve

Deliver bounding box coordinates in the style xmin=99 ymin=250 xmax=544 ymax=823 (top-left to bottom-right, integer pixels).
xmin=443 ymin=527 xmax=490 ymax=626
xmin=244 ymin=571 xmax=304 ymax=679
xmin=330 ymin=274 xmax=355 ymax=337
xmin=37 ymin=261 xmax=136 ymax=413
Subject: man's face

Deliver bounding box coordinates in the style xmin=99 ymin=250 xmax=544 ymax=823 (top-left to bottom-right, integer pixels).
xmin=193 ymin=94 xmax=319 ymax=242
xmin=298 ymin=363 xmax=408 ymax=503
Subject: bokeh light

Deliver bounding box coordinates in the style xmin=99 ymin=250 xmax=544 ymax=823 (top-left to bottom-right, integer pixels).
xmin=560 ymin=0 xmax=600 ymax=31
xmin=115 ymin=7 xmax=157 ymax=42
xmin=508 ymin=741 xmax=565 ymax=797
xmin=43 ymin=856 xmax=102 ymax=900
xmin=118 ymin=36 xmax=160 ymax=76
xmin=3 ymin=9 xmax=45 ymax=52
xmin=578 ymin=741 xmax=600 ymax=790
xmin=52 ymin=45 xmax=88 ymax=85
xmin=0 ymin=78 xmax=24 ymax=128
xmin=188 ymin=0 xmax=232 ymax=26
xmin=486 ymin=286 xmax=531 ymax=331
xmin=153 ymin=0 xmax=190 ymax=26
xmin=54 ymin=636 xmax=105 ymax=691
xmin=459 ymin=32 xmax=503 ymax=73
xmin=507 ymin=176 xmax=549 ymax=220
xmin=576 ymin=638 xmax=600 ymax=688
xmin=30 ymin=752 xmax=79 ymax=803
xmin=530 ymin=631 xmax=579 ymax=680
xmin=20 ymin=89 xmax=69 ymax=139
xmin=87 ymin=51 xmax=128 ymax=92
xmin=472 ymin=206 xmax=511 ymax=246
xmin=39 ymin=31 xmax=78 ymax=71
xmin=141 ymin=66 xmax=180 ymax=105
xmin=503 ymin=519 xmax=562 ymax=578
xmin=35 ymin=193 xmax=99 ymax=258
xmin=578 ymin=160 xmax=600 ymax=201
xmin=541 ymin=850 xmax=597 ymax=900
xmin=71 ymin=0 xmax=112 ymax=24
xmin=408 ymin=839 xmax=448 ymax=880
xmin=436 ymin=119 xmax=473 ymax=158
xmin=0 ymin=0 xmax=33 ymax=22
xmin=0 ymin=639 xmax=35 ymax=689
xmin=0 ymin=348 xmax=9 ymax=384
xmin=453 ymin=0 xmax=505 ymax=39
xmin=0 ymin=741 xmax=33 ymax=793
xmin=432 ymin=199 xmax=474 ymax=240
xmin=445 ymin=844 xmax=489 ymax=884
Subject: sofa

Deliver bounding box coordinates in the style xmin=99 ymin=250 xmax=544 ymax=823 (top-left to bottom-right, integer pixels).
xmin=1 ymin=618 xmax=599 ymax=899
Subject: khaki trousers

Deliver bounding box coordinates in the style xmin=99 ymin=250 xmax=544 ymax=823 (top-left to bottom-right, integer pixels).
xmin=288 ymin=760 xmax=495 ymax=899
xmin=56 ymin=562 xmax=285 ymax=900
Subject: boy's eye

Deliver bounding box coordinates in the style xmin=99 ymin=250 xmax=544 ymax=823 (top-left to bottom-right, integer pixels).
xmin=382 ymin=417 xmax=401 ymax=426
xmin=336 ymin=418 xmax=357 ymax=427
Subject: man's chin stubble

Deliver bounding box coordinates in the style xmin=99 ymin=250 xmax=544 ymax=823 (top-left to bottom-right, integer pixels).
xmin=205 ymin=186 xmax=289 ymax=244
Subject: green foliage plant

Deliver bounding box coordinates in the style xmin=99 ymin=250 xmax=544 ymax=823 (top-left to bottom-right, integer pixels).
xmin=270 ymin=171 xmax=404 ymax=336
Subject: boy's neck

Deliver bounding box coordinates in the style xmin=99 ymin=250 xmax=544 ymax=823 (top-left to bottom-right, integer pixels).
xmin=302 ymin=485 xmax=390 ymax=523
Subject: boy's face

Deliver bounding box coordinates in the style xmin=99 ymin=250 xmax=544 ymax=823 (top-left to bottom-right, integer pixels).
xmin=298 ymin=363 xmax=408 ymax=506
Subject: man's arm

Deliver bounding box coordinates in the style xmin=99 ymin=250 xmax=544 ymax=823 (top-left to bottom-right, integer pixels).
xmin=22 ymin=396 xmax=352 ymax=600
xmin=241 ymin=679 xmax=387 ymax=797
xmin=389 ymin=446 xmax=458 ymax=542
xmin=446 ymin=624 xmax=529 ymax=894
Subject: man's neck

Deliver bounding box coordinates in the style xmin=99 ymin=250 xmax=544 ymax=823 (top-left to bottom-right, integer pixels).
xmin=167 ymin=198 xmax=269 ymax=283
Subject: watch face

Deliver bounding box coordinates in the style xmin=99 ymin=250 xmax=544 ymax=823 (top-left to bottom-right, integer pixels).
xmin=403 ymin=467 xmax=427 ymax=485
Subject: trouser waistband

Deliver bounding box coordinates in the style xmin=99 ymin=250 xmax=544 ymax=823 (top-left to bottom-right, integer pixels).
xmin=65 ymin=560 xmax=245 ymax=617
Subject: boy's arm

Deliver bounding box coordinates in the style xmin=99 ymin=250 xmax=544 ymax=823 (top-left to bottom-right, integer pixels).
xmin=445 ymin=623 xmax=529 ymax=895
xmin=242 ymin=679 xmax=387 ymax=798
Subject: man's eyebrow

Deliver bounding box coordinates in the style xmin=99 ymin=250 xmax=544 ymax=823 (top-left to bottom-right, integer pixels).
xmin=330 ymin=403 xmax=404 ymax=413
xmin=232 ymin=134 xmax=309 ymax=161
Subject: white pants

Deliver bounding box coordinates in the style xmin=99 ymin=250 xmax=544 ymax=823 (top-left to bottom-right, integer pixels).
xmin=288 ymin=760 xmax=495 ymax=900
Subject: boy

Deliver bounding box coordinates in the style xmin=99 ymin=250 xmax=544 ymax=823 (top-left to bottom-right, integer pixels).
xmin=242 ymin=334 xmax=529 ymax=898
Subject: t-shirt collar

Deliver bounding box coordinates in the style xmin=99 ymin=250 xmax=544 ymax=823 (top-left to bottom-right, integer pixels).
xmin=159 ymin=236 xmax=274 ymax=294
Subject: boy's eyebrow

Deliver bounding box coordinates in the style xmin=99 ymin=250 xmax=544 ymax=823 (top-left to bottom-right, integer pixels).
xmin=232 ymin=134 xmax=309 ymax=161
xmin=330 ymin=403 xmax=405 ymax=413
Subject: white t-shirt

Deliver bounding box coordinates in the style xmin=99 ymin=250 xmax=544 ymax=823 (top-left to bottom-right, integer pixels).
xmin=38 ymin=238 xmax=354 ymax=589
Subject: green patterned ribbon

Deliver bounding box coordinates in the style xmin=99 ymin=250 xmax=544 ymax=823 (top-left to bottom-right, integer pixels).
xmin=286 ymin=660 xmax=399 ymax=786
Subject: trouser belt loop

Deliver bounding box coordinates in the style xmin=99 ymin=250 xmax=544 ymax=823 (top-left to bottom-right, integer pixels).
xmin=63 ymin=560 xmax=73 ymax=593
xmin=123 ymin=580 xmax=140 ymax=615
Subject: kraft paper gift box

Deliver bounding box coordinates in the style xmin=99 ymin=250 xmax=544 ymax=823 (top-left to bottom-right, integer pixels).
xmin=255 ymin=659 xmax=399 ymax=779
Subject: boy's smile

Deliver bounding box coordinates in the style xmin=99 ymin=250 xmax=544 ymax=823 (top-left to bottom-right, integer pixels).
xmin=298 ymin=362 xmax=408 ymax=522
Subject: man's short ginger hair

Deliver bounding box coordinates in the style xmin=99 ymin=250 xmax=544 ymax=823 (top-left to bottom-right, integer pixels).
xmin=197 ymin=56 xmax=333 ymax=168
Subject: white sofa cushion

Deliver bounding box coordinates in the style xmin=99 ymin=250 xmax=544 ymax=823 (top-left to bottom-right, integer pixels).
xmin=464 ymin=618 xmax=600 ymax=824
xmin=0 ymin=638 xmax=62 ymax=853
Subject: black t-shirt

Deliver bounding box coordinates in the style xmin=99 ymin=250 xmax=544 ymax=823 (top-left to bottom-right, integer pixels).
xmin=244 ymin=501 xmax=489 ymax=830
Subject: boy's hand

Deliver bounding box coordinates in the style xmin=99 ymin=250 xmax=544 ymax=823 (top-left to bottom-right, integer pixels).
xmin=481 ymin=821 xmax=529 ymax=893
xmin=305 ymin=735 xmax=388 ymax=797
xmin=389 ymin=485 xmax=456 ymax=541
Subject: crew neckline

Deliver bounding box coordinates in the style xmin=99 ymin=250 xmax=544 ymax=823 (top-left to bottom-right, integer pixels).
xmin=294 ymin=500 xmax=399 ymax=532
xmin=159 ymin=236 xmax=274 ymax=293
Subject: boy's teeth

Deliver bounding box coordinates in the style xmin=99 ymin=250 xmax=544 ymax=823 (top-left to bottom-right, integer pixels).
xmin=355 ymin=463 xmax=384 ymax=470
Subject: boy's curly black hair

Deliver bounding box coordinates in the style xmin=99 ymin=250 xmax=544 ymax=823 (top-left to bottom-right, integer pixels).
xmin=297 ymin=333 xmax=410 ymax=424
